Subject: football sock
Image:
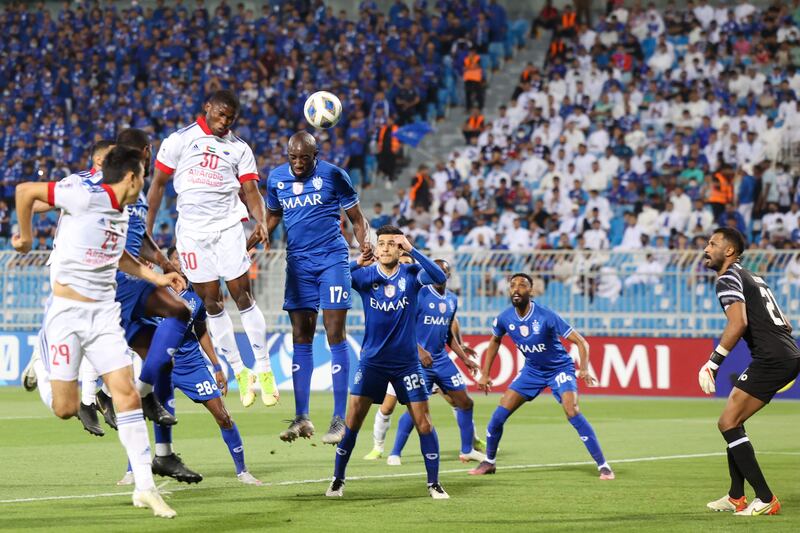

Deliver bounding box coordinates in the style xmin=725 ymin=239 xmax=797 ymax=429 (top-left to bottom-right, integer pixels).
xmin=239 ymin=303 xmax=271 ymax=373
xmin=33 ymin=354 xmax=53 ymax=411
xmin=329 ymin=341 xmax=350 ymax=419
xmin=486 ymin=406 xmax=511 ymax=462
xmin=373 ymin=410 xmax=392 ymax=448
xmin=568 ymin=413 xmax=606 ymax=466
xmin=727 ymin=448 xmax=746 ymax=499
xmin=152 ymin=370 xmax=174 ymax=452
xmin=723 ymin=426 xmax=773 ymax=502
xmin=390 ymin=412 xmax=414 ymax=457
xmin=117 ymin=409 xmax=155 ymax=491
xmin=221 ymin=423 xmax=246 ymax=475
xmin=334 ymin=426 xmax=358 ymax=480
xmin=79 ymin=361 xmax=99 ymax=406
xmin=418 ymin=428 xmax=440 ymax=484
xmin=207 ymin=310 xmax=246 ymax=374
xmin=292 ymin=343 xmax=314 ymax=417
xmin=139 ymin=317 xmax=187 ymax=386
xmin=456 ymin=407 xmax=475 ymax=454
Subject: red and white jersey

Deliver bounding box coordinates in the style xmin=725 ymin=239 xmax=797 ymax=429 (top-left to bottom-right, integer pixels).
xmin=155 ymin=116 xmax=259 ymax=232
xmin=47 ymin=174 xmax=129 ymax=301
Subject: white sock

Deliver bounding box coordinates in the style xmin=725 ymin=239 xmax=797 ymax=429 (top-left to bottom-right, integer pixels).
xmin=239 ymin=303 xmax=271 ymax=373
xmin=117 ymin=409 xmax=155 ymax=491
xmin=79 ymin=361 xmax=99 ymax=405
xmin=373 ymin=410 xmax=391 ymax=448
xmin=136 ymin=380 xmax=153 ymax=396
xmin=155 ymin=443 xmax=173 ymax=457
xmin=207 ymin=309 xmax=246 ymax=374
xmin=101 ymin=382 xmax=111 ymax=397
xmin=33 ymin=356 xmax=53 ymax=411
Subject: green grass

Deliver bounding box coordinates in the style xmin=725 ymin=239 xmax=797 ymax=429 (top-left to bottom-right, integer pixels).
xmin=0 ymin=389 xmax=798 ymax=532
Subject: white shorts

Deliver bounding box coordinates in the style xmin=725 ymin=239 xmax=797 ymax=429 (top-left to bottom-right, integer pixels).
xmin=41 ymin=297 xmax=133 ymax=381
xmin=175 ymin=222 xmax=251 ymax=284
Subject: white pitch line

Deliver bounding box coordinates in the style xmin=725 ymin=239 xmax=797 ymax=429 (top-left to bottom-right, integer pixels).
xmin=0 ymin=451 xmax=735 ymax=505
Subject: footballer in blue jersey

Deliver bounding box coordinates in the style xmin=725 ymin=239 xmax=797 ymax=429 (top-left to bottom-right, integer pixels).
xmin=469 ymin=273 xmax=614 ymax=480
xmin=326 ymin=226 xmax=450 ymax=500
xmin=265 ymin=131 xmax=372 ymax=445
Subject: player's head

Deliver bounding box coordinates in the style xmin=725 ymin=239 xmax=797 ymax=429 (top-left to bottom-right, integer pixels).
xmin=102 ymin=146 xmax=145 ymax=204
xmin=704 ymin=227 xmax=746 ymax=272
xmin=375 ymin=225 xmax=405 ymax=267
xmin=115 ymin=128 xmax=152 ymax=176
xmin=434 ymin=259 xmax=451 ymax=289
xmin=287 ymin=131 xmax=319 ymax=178
xmin=398 ymin=252 xmax=414 ymax=265
xmin=166 ymin=245 xmax=184 ymax=276
xmin=508 ymin=272 xmax=533 ymax=308
xmin=204 ymin=89 xmax=240 ymax=137
xmin=89 ymin=140 xmax=114 ymax=171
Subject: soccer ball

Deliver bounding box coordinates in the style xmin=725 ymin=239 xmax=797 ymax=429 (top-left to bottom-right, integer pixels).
xmin=304 ymin=91 xmax=342 ymax=129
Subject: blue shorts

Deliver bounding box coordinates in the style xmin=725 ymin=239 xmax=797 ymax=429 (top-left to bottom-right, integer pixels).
xmin=172 ymin=349 xmax=221 ymax=403
xmin=509 ymin=364 xmax=578 ymax=403
xmin=283 ymin=257 xmax=352 ymax=312
xmin=351 ymin=362 xmax=429 ymax=405
xmin=115 ymin=272 xmax=157 ymax=327
xmin=423 ymin=355 xmax=467 ymax=394
xmin=123 ymin=316 xmax=159 ymax=345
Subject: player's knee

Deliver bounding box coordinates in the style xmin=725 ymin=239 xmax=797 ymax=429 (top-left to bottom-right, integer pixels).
xmin=233 ymin=292 xmax=254 ymax=310
xmin=415 ymin=418 xmax=433 ymax=434
xmin=52 ymin=401 xmax=78 ymax=420
xmin=203 ymin=298 xmax=225 ymax=316
xmin=326 ymin=330 xmax=345 ymax=345
xmin=564 ymin=404 xmax=580 ymax=418
xmin=216 ymin=412 xmax=233 ymax=429
xmin=717 ymin=415 xmax=738 ymax=433
xmin=462 ymin=396 xmax=474 ymax=410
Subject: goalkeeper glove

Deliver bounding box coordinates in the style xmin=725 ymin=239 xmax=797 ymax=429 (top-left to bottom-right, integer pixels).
xmin=698 ymin=348 xmax=727 ymax=394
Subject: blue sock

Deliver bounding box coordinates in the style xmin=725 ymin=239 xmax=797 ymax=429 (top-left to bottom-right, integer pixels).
xmin=568 ymin=413 xmax=606 ymax=466
xmin=329 ymin=341 xmax=350 ymax=419
xmin=456 ymin=407 xmax=475 ymax=454
xmin=418 ymin=428 xmax=440 ymax=484
xmin=486 ymin=406 xmax=512 ymax=461
xmin=333 ymin=426 xmax=358 ymax=480
xmin=390 ymin=412 xmax=414 ymax=457
xmin=139 ymin=317 xmax=187 ymax=386
xmin=292 ymin=343 xmax=313 ymax=417
xmin=153 ymin=369 xmax=174 ymax=445
xmin=220 ymin=423 xmax=246 ymax=475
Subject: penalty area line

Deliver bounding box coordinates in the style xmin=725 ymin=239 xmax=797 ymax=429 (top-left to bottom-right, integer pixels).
xmin=0 ymin=451 xmax=734 ymax=504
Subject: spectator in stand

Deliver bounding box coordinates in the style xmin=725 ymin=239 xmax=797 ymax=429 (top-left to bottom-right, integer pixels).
xmin=370 ymin=202 xmax=390 ymax=230
xmin=463 ymin=47 xmax=485 ymax=110
xmin=376 ymin=117 xmax=401 ymax=185
xmin=463 ymin=107 xmax=486 ymax=143
xmin=719 ymin=203 xmax=748 ymax=236
xmin=409 ymin=165 xmax=433 ymax=211
xmin=531 ymin=1 xmax=560 ymax=38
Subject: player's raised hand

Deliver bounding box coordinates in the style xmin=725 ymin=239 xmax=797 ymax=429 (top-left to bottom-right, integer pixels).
xmin=578 ymin=368 xmax=597 ymax=386
xmin=477 ymin=372 xmax=492 ymax=394
xmin=357 ymin=248 xmax=375 ymax=267
xmin=395 ymin=234 xmax=413 ymax=252
xmin=247 ymin=223 xmax=270 ymax=251
xmin=11 ymin=234 xmax=31 ymax=254
xmin=158 ymin=272 xmax=187 ymax=292
xmin=360 ymin=240 xmax=374 ymax=262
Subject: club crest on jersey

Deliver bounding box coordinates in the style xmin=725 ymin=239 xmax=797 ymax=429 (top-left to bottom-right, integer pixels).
xmin=292 ymin=182 xmax=304 ymax=195
xmin=384 ymin=284 xmax=396 ymax=298
xmin=439 ymin=302 xmax=447 ymax=314
xmin=312 ymin=176 xmax=323 ymax=190
xmin=520 ymin=325 xmax=530 ymax=337
xmin=532 ymin=320 xmax=541 ymax=334
xmin=398 ymin=278 xmax=406 ymax=292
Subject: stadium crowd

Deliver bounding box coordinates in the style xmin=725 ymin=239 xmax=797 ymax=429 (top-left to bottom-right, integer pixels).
xmin=383 ymin=0 xmax=800 ymax=268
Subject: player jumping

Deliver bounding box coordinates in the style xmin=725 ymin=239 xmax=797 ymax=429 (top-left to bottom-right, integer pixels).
xmin=266 ymin=131 xmax=372 ymax=444
xmin=325 ymin=226 xmax=450 ymax=499
xmin=13 ymin=146 xmax=182 ymax=518
xmin=699 ymin=228 xmax=798 ymax=516
xmin=148 ymin=89 xmax=278 ymax=408
xmin=470 ymin=273 xmax=614 ymax=480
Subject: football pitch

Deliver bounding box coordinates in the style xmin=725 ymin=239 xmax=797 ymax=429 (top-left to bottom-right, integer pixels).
xmin=0 ymin=389 xmax=797 ymax=532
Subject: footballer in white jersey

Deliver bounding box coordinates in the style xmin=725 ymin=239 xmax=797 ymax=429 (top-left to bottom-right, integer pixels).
xmin=147 ymin=89 xmax=279 ymax=409
xmin=12 ymin=146 xmax=185 ymax=518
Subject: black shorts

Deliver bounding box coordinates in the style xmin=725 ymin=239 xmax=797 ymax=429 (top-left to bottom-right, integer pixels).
xmin=734 ymin=358 xmax=800 ymax=403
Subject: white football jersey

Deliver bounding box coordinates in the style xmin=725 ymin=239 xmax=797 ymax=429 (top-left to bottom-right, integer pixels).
xmin=47 ymin=174 xmax=129 ymax=301
xmin=156 ymin=116 xmax=259 ymax=232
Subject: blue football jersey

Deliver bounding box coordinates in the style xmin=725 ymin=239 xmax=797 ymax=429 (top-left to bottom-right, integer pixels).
xmin=492 ymin=302 xmax=574 ymax=371
xmin=87 ymin=171 xmax=149 ymax=256
xmin=416 ymin=286 xmax=458 ymax=360
xmin=266 ymin=159 xmax=359 ymax=261
xmin=351 ymin=250 xmax=446 ymax=370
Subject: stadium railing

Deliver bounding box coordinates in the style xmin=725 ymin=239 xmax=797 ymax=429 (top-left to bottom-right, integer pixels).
xmin=4 ymin=249 xmax=799 ymax=337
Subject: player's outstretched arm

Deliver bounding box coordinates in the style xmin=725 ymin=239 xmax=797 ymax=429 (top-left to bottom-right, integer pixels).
xmin=418 ymin=344 xmax=433 ymax=368
xmin=119 ymin=250 xmax=186 ymax=293
xmin=241 ymin=180 xmax=269 ymax=250
xmin=139 ymin=231 xmax=176 ymax=273
xmin=195 ymin=320 xmax=228 ymax=396
xmin=345 ymin=204 xmax=373 ymax=261
xmin=12 ymin=182 xmax=50 ymax=253
xmin=477 ymin=335 xmax=503 ymax=393
xmin=397 ymin=236 xmax=446 ymax=285
xmin=145 ymin=167 xmax=171 ymax=233
xmin=699 ymin=301 xmax=747 ymax=394
xmin=565 ymin=330 xmax=596 ymax=386
xmin=448 ymin=319 xmax=480 ymax=375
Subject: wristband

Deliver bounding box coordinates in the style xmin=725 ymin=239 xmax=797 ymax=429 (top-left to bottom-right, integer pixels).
xmin=213 ymin=364 xmax=223 ymax=372
xmin=710 ymin=346 xmax=729 ymax=366
xmin=714 ymin=345 xmax=729 ymax=356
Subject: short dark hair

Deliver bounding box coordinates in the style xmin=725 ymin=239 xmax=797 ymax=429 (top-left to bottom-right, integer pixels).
xmin=434 ymin=258 xmax=450 ymax=270
xmin=167 ymin=246 xmax=177 ymax=259
xmin=207 ymin=89 xmax=240 ymax=114
xmin=90 ymin=140 xmax=115 ymax=158
xmin=713 ymin=227 xmax=746 ymax=256
xmin=102 ymin=146 xmax=144 ymax=185
xmin=115 ymin=128 xmax=150 ymax=150
xmin=376 ymin=225 xmax=403 ymax=237
xmin=510 ymin=272 xmax=533 ymax=285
